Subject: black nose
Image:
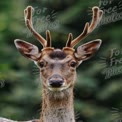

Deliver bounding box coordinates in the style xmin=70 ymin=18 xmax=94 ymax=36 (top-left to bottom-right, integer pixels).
xmin=49 ymin=80 xmax=64 ymax=87
xmin=49 ymin=74 xmax=64 ymax=88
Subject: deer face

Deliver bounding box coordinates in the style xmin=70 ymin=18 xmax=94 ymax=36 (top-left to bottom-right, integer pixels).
xmin=14 ymin=39 xmax=101 ymax=93
xmin=35 ymin=49 xmax=77 ymax=92
xmin=14 ymin=6 xmax=103 ymax=97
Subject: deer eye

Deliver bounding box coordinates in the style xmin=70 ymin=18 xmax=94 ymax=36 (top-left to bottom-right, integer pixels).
xmin=70 ymin=61 xmax=77 ymax=67
xmin=37 ymin=61 xmax=46 ymax=68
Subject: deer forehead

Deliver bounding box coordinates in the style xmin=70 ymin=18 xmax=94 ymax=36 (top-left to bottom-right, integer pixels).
xmin=40 ymin=49 xmax=75 ymax=63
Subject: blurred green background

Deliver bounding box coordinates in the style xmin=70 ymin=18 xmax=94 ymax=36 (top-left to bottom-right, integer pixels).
xmin=0 ymin=0 xmax=122 ymax=122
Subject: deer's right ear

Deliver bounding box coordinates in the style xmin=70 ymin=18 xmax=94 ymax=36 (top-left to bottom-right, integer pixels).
xmin=14 ymin=39 xmax=41 ymax=61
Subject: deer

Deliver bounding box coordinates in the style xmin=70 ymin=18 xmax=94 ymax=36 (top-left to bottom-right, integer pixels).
xmin=0 ymin=5 xmax=103 ymax=122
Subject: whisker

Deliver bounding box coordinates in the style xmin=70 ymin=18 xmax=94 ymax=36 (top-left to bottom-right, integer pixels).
xmin=51 ymin=11 xmax=57 ymax=16
xmin=32 ymin=73 xmax=39 ymax=76
xmin=32 ymin=70 xmax=39 ymax=73
xmin=99 ymin=60 xmax=107 ymax=62
xmin=88 ymin=7 xmax=92 ymax=9
xmin=87 ymin=9 xmax=92 ymax=12
xmin=100 ymin=65 xmax=107 ymax=68
xmin=99 ymin=63 xmax=107 ymax=66
xmin=87 ymin=12 xmax=92 ymax=15
xmin=100 ymin=57 xmax=107 ymax=59
xmin=111 ymin=110 xmax=119 ymax=112
xmin=99 ymin=61 xmax=107 ymax=63
xmin=111 ymin=107 xmax=119 ymax=110
xmin=119 ymin=4 xmax=122 ymax=7
xmin=32 ymin=68 xmax=39 ymax=70
xmin=99 ymin=61 xmax=107 ymax=64
xmin=32 ymin=67 xmax=39 ymax=69
xmin=0 ymin=80 xmax=5 ymax=88
xmin=31 ymin=65 xmax=40 ymax=77
xmin=99 ymin=64 xmax=107 ymax=66
xmin=87 ymin=7 xmax=92 ymax=16
xmin=118 ymin=1 xmax=122 ymax=5
xmin=111 ymin=113 xmax=120 ymax=116
xmin=119 ymin=7 xmax=122 ymax=10
xmin=75 ymin=111 xmax=80 ymax=119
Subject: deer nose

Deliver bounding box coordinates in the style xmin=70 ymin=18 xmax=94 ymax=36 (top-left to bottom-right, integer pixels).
xmin=49 ymin=74 xmax=64 ymax=88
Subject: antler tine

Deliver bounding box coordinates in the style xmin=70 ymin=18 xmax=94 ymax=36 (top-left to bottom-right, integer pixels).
xmin=89 ymin=7 xmax=103 ymax=32
xmin=69 ymin=6 xmax=103 ymax=48
xmin=66 ymin=33 xmax=73 ymax=47
xmin=24 ymin=6 xmax=47 ymax=47
xmin=46 ymin=30 xmax=51 ymax=47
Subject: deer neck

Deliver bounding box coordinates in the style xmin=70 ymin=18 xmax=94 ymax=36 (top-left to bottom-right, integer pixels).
xmin=40 ymin=86 xmax=75 ymax=122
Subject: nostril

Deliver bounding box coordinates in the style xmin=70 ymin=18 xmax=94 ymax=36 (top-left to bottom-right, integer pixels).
xmin=49 ymin=80 xmax=64 ymax=88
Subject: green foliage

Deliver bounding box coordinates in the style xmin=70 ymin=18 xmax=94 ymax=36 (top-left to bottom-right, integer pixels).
xmin=0 ymin=0 xmax=122 ymax=122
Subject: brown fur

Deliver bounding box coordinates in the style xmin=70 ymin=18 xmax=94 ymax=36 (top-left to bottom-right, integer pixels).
xmin=13 ymin=6 xmax=103 ymax=122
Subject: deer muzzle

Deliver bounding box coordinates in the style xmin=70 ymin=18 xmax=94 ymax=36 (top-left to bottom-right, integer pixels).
xmin=48 ymin=74 xmax=64 ymax=88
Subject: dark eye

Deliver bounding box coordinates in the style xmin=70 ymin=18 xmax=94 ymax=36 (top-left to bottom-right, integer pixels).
xmin=70 ymin=61 xmax=77 ymax=67
xmin=38 ymin=61 xmax=45 ymax=68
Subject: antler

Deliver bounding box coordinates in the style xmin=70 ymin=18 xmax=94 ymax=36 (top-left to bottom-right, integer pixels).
xmin=66 ymin=6 xmax=103 ymax=48
xmin=24 ymin=6 xmax=51 ymax=47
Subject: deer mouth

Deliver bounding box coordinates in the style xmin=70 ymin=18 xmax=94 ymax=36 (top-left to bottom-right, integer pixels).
xmin=47 ymin=80 xmax=71 ymax=92
xmin=48 ymin=84 xmax=71 ymax=92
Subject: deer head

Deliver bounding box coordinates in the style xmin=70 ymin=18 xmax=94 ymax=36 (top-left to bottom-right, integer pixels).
xmin=14 ymin=6 xmax=103 ymax=99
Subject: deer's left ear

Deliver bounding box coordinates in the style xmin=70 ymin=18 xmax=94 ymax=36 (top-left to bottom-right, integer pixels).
xmin=14 ymin=39 xmax=41 ymax=61
xmin=74 ymin=39 xmax=102 ymax=61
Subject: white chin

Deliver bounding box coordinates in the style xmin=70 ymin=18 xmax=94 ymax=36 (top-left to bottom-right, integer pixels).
xmin=48 ymin=87 xmax=65 ymax=92
xmin=48 ymin=87 xmax=71 ymax=100
xmin=48 ymin=84 xmax=71 ymax=92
